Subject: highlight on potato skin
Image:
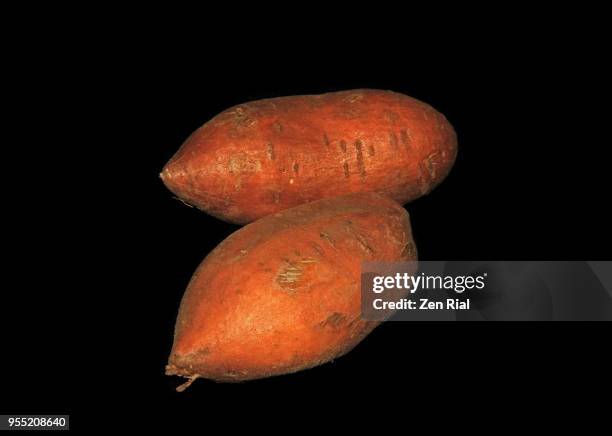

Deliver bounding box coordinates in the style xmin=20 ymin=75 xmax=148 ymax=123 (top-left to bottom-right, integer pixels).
xmin=160 ymin=89 xmax=457 ymax=224
xmin=166 ymin=193 xmax=417 ymax=386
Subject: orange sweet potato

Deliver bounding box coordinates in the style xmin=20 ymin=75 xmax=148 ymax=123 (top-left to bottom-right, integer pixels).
xmin=161 ymin=89 xmax=457 ymax=224
xmin=166 ymin=193 xmax=417 ymax=386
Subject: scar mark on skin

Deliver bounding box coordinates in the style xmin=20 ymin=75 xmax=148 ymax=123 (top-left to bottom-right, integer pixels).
xmin=345 ymin=93 xmax=363 ymax=103
xmin=319 ymin=312 xmax=346 ymax=328
xmin=424 ymin=152 xmax=440 ymax=180
xmin=400 ymin=129 xmax=412 ymax=150
xmin=355 ymin=140 xmax=366 ymax=178
xmin=384 ymin=110 xmax=400 ymax=124
xmin=229 ymin=249 xmax=249 ymax=263
xmin=319 ymin=231 xmax=336 ymax=248
xmin=343 ymin=162 xmax=350 ymax=178
xmin=242 ymin=117 xmax=256 ymax=127
xmin=401 ymin=242 xmax=416 ymax=259
xmin=367 ymin=145 xmax=375 ymax=156
xmin=228 ymin=155 xmax=263 ymax=175
xmin=340 ymin=140 xmax=347 ymax=153
xmin=276 ymin=262 xmax=303 ymax=290
xmin=323 ymin=133 xmax=330 ymax=147
xmin=344 ymin=221 xmax=374 ymax=253
xmin=231 ymin=107 xmax=256 ymax=127
xmin=426 ymin=158 xmax=435 ymax=178
xmin=389 ymin=131 xmax=398 ymax=148
xmin=418 ymin=161 xmax=432 ymax=194
xmin=311 ymin=242 xmax=324 ymax=255
xmin=343 ymin=108 xmax=360 ymax=118
xmin=266 ymin=142 xmax=275 ymax=160
xmin=293 ymin=162 xmax=299 ymax=174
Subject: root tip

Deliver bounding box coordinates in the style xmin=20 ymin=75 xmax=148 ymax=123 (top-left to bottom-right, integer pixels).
xmin=176 ymin=375 xmax=199 ymax=392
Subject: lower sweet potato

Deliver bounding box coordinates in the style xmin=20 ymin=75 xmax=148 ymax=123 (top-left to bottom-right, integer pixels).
xmin=166 ymin=193 xmax=417 ymax=387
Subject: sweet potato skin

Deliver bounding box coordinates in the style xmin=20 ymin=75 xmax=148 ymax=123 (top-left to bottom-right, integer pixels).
xmin=161 ymin=89 xmax=457 ymax=224
xmin=166 ymin=193 xmax=417 ymax=383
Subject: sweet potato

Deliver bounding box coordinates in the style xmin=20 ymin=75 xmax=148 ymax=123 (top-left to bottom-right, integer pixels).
xmin=166 ymin=193 xmax=417 ymax=386
xmin=161 ymin=89 xmax=457 ymax=224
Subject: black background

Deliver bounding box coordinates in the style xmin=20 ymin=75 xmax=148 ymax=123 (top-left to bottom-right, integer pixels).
xmin=2 ymin=12 xmax=611 ymax=431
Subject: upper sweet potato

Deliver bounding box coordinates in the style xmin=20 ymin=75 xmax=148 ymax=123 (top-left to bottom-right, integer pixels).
xmin=161 ymin=89 xmax=457 ymax=224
